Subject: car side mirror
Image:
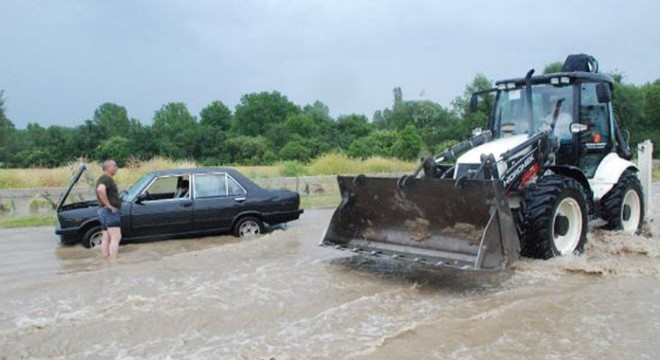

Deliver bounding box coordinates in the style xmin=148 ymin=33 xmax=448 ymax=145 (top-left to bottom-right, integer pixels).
xmin=596 ymin=83 xmax=612 ymax=103
xmin=570 ymin=122 xmax=588 ymax=134
xmin=136 ymin=193 xmax=148 ymax=203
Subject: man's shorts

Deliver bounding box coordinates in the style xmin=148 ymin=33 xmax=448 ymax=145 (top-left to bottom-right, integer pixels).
xmin=97 ymin=207 xmax=121 ymax=230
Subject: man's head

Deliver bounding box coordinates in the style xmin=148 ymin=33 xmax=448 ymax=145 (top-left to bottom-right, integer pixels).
xmin=102 ymin=160 xmax=118 ymax=176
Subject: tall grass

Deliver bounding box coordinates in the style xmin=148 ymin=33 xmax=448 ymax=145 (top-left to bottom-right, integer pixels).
xmin=307 ymin=153 xmax=417 ymax=175
xmin=0 ymin=155 xmax=418 ymax=189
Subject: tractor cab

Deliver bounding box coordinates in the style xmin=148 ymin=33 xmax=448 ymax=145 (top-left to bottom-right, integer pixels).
xmin=488 ymin=69 xmax=618 ymax=178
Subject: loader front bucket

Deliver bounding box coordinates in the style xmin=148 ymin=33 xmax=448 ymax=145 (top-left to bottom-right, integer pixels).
xmin=321 ymin=176 xmax=520 ymax=271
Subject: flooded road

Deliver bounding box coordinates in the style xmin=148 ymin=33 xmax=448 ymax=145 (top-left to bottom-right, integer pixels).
xmin=1 ymin=184 xmax=660 ymax=359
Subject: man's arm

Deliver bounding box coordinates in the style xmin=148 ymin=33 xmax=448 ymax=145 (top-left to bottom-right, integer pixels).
xmin=96 ymin=184 xmax=117 ymax=213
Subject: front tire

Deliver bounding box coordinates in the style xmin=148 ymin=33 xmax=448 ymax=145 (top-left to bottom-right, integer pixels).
xmin=233 ymin=216 xmax=263 ymax=238
xmin=522 ymin=175 xmax=589 ymax=259
xmin=601 ymin=169 xmax=644 ymax=234
xmin=82 ymin=225 xmax=103 ymax=249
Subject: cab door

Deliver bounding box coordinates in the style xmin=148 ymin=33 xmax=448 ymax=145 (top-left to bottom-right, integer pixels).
xmin=577 ymin=82 xmax=613 ymax=178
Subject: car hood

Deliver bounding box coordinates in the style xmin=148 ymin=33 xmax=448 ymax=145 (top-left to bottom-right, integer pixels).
xmin=56 ymin=164 xmax=88 ymax=211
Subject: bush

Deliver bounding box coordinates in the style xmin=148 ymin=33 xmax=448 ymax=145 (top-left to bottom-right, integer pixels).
xmin=307 ymin=152 xmax=417 ymax=175
xmin=278 ymin=161 xmax=307 ymax=177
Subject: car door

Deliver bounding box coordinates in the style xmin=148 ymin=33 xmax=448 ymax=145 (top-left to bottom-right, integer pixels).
xmin=193 ymin=173 xmax=247 ymax=232
xmin=130 ymin=174 xmax=194 ymax=238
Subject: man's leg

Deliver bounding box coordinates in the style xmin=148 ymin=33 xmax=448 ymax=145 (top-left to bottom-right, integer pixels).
xmin=107 ymin=227 xmax=122 ymax=260
xmin=100 ymin=230 xmax=110 ymax=257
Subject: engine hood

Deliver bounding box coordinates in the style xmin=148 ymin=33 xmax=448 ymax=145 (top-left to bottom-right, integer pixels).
xmin=456 ymin=134 xmax=529 ymax=164
xmin=56 ymin=164 xmax=87 ymax=211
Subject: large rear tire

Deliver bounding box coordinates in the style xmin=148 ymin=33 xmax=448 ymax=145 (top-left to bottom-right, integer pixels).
xmin=522 ymin=175 xmax=588 ymax=259
xmin=601 ymin=169 xmax=644 ymax=234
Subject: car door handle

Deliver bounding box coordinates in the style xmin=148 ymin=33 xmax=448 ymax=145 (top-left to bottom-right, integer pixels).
xmin=234 ymin=197 xmax=246 ymax=202
xmin=181 ymin=201 xmax=193 ymax=208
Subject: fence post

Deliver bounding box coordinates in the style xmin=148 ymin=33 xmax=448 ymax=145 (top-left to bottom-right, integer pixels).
xmin=637 ymin=140 xmax=653 ymax=224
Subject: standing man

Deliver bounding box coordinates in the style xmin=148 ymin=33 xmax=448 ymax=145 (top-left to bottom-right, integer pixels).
xmin=96 ymin=160 xmax=122 ymax=259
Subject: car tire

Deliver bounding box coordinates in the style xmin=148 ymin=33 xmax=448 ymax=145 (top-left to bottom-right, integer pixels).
xmin=601 ymin=169 xmax=644 ymax=234
xmin=82 ymin=225 xmax=103 ymax=249
xmin=522 ymin=175 xmax=588 ymax=259
xmin=233 ymin=216 xmax=263 ymax=238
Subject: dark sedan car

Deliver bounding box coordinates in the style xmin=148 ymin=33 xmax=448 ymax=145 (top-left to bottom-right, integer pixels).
xmin=56 ymin=166 xmax=303 ymax=248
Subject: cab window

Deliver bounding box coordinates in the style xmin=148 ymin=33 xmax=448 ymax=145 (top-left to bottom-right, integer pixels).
xmin=580 ymin=83 xmax=610 ymax=144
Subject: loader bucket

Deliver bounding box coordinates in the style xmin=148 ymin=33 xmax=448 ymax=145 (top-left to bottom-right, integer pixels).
xmin=321 ymin=176 xmax=520 ymax=271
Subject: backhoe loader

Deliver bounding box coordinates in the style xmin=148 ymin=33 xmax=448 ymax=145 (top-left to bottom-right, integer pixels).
xmin=321 ymin=54 xmax=649 ymax=271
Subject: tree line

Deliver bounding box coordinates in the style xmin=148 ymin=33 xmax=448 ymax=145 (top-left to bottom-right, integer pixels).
xmin=0 ymin=68 xmax=658 ymax=168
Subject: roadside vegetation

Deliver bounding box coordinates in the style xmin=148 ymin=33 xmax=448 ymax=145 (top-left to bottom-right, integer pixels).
xmin=0 ymin=155 xmax=417 ymax=189
xmin=0 ymin=213 xmax=55 ymax=228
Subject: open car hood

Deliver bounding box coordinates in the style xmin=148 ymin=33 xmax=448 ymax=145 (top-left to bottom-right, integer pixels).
xmin=56 ymin=164 xmax=87 ymax=211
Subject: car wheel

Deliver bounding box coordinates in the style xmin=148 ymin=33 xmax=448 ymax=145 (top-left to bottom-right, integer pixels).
xmin=82 ymin=225 xmax=103 ymax=249
xmin=233 ymin=216 xmax=263 ymax=238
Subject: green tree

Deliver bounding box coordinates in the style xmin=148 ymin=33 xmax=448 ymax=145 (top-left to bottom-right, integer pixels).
xmin=152 ymin=102 xmax=199 ymax=159
xmin=95 ymin=136 xmax=131 ymax=166
xmin=224 ymin=136 xmax=275 ymax=165
xmin=641 ymin=81 xmax=660 ymax=153
xmin=72 ymin=120 xmax=104 ymax=160
xmin=451 ymin=74 xmax=493 ymax=140
xmin=611 ymin=75 xmax=647 ymax=147
xmin=347 ymin=137 xmax=374 ymax=159
xmin=200 ymin=101 xmax=232 ymax=131
xmin=392 ymin=124 xmax=423 ymax=161
xmin=334 ymin=114 xmax=372 ymax=149
xmin=93 ymin=103 xmax=130 ymax=138
xmin=126 ymin=118 xmax=159 ymax=160
xmin=0 ymin=91 xmax=17 ymax=166
xmin=347 ymin=130 xmax=398 ymax=159
xmin=279 ymin=135 xmax=314 ymax=162
xmin=16 ymin=123 xmax=76 ymax=167
xmin=299 ymin=101 xmax=337 ymax=154
xmin=232 ymin=91 xmax=299 ymax=139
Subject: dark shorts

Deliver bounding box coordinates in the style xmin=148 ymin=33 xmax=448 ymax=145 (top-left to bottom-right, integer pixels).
xmin=97 ymin=207 xmax=121 ymax=230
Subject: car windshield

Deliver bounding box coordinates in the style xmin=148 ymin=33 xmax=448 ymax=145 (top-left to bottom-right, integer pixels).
xmin=494 ymin=83 xmax=574 ymax=138
xmin=124 ymin=174 xmax=154 ymax=201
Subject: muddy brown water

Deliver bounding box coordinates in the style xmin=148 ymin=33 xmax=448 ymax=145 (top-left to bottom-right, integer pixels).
xmin=1 ymin=184 xmax=660 ymax=359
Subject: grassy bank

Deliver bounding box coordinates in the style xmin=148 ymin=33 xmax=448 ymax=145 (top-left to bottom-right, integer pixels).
xmin=0 ymin=213 xmax=56 ymax=228
xmin=0 ymin=154 xmax=417 ymax=189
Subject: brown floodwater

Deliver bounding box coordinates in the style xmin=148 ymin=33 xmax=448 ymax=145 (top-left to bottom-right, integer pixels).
xmin=1 ymin=183 xmax=659 ymax=359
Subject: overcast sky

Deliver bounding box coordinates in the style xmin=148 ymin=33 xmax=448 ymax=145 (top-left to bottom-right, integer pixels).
xmin=1 ymin=0 xmax=659 ymax=129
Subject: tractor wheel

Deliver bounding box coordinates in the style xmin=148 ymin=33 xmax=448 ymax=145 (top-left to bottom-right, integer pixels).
xmin=601 ymin=170 xmax=644 ymax=234
xmin=82 ymin=225 xmax=103 ymax=249
xmin=522 ymin=175 xmax=588 ymax=259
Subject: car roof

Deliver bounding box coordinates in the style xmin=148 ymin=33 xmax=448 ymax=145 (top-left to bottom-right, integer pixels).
xmin=143 ymin=167 xmax=265 ymax=193
xmin=145 ymin=167 xmax=243 ymax=177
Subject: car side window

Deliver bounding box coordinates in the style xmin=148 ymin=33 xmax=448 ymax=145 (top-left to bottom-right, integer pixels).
xmin=142 ymin=176 xmax=186 ymax=201
xmin=194 ymin=174 xmax=228 ymax=198
xmin=227 ymin=176 xmax=246 ymax=196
